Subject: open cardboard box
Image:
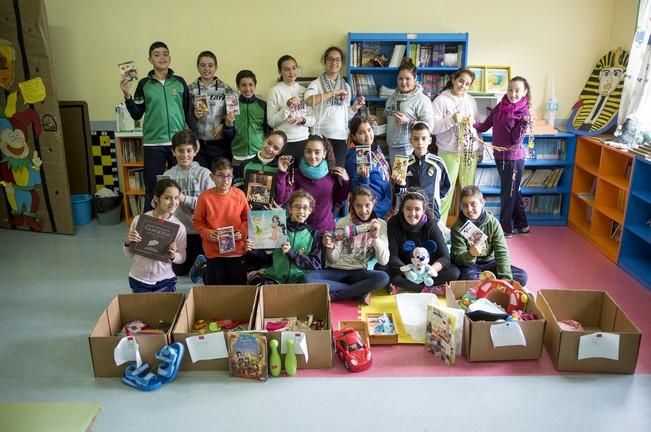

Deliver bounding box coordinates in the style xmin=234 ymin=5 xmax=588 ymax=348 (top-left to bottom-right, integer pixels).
xmin=89 ymin=292 xmax=184 ymax=377
xmin=173 ymin=285 xmax=259 ymax=371
xmin=255 ymin=284 xmax=332 ymax=369
xmin=447 ymin=280 xmax=545 ymax=361
xmin=366 ymin=312 xmax=399 ymax=345
xmin=338 ymin=320 xmax=370 ymax=347
xmin=536 ymin=289 xmax=641 ymax=373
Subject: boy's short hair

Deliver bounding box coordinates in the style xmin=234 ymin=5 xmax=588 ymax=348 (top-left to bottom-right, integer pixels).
xmin=149 ymin=41 xmax=168 ymax=56
xmin=411 ymin=121 xmax=431 ymax=134
xmin=288 ymin=189 xmax=315 ymax=210
xmin=172 ymin=129 xmax=197 ymax=151
xmin=211 ymin=157 xmax=232 ymax=173
xmin=459 ymin=185 xmax=484 ymax=201
xmin=197 ymin=50 xmax=217 ymax=66
xmin=236 ymin=70 xmax=257 ymax=86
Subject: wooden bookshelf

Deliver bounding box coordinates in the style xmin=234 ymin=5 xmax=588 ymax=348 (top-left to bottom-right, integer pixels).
xmin=569 ymin=136 xmax=633 ymax=262
xmin=115 ymin=131 xmax=144 ymax=225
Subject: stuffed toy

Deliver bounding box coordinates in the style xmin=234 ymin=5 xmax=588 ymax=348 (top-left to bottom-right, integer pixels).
xmin=399 ymin=240 xmax=438 ymax=286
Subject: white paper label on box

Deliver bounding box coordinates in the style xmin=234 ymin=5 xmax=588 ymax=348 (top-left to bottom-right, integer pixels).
xmin=114 ymin=336 xmax=142 ymax=366
xmin=578 ymin=332 xmax=620 ymax=360
xmin=280 ymin=331 xmax=308 ymax=363
xmin=490 ymin=322 xmax=526 ymax=347
xmin=186 ymin=332 xmax=228 ymax=363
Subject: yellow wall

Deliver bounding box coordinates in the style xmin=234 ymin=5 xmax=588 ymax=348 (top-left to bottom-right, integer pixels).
xmin=44 ymin=0 xmax=638 ymax=122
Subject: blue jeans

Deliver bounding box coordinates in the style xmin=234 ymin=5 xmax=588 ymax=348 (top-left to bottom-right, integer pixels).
xmin=459 ymin=260 xmax=528 ymax=286
xmin=128 ymin=276 xmax=177 ymax=293
xmin=303 ymin=268 xmax=389 ymax=301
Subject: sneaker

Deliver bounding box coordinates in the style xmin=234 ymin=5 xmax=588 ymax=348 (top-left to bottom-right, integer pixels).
xmin=360 ymin=292 xmax=372 ymax=306
xmin=514 ymin=226 xmax=531 ymax=235
xmin=189 ymin=254 xmax=207 ymax=283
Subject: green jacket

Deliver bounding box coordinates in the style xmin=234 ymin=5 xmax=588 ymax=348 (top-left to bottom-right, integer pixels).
xmin=264 ymin=221 xmax=321 ymax=283
xmin=126 ymin=69 xmax=192 ymax=145
xmin=450 ymin=211 xmax=512 ymax=279
xmin=231 ymin=95 xmax=268 ymax=158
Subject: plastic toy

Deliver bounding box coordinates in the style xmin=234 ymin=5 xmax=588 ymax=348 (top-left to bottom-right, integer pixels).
xmin=475 ymin=271 xmax=528 ymax=314
xmin=334 ymin=327 xmax=372 ymax=373
xmin=155 ymin=342 xmax=185 ymax=384
xmin=268 ymin=339 xmax=281 ymax=377
xmin=284 ymin=339 xmax=297 ymax=376
xmin=375 ymin=313 xmax=395 ymax=334
xmin=122 ymin=363 xmax=162 ymax=392
xmin=122 ymin=320 xmax=148 ymax=336
xmin=399 ymin=240 xmax=438 ymax=286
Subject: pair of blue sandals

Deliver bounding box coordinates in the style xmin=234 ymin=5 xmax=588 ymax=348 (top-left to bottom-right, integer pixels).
xmin=122 ymin=342 xmax=185 ymax=391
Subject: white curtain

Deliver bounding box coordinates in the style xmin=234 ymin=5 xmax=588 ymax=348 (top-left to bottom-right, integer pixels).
xmin=617 ymin=0 xmax=651 ymax=132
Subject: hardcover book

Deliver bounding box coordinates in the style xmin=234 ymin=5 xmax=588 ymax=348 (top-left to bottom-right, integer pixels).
xmin=244 ymin=170 xmax=276 ymax=208
xmin=227 ymin=332 xmax=268 ymax=381
xmin=355 ymin=145 xmax=371 ymax=167
xmin=130 ymin=214 xmax=180 ymax=262
xmin=425 ymin=304 xmax=457 ymax=365
xmin=216 ymin=226 xmax=236 ymax=254
xmin=248 ymin=210 xmax=287 ymax=249
xmin=118 ymin=60 xmax=138 ymax=81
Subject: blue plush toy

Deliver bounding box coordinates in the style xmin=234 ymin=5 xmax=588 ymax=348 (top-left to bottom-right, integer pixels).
xmin=399 ymin=240 xmax=438 ymax=286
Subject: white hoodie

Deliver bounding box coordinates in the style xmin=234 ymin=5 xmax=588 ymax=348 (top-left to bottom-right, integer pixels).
xmin=430 ymin=89 xmax=480 ymax=153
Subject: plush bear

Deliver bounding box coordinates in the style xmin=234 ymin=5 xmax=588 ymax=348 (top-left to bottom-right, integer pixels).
xmin=399 ymin=240 xmax=438 ymax=286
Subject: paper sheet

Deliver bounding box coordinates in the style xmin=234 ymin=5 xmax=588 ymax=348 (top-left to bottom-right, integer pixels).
xmin=490 ymin=322 xmax=526 ymax=347
xmin=113 ymin=336 xmax=142 ymax=366
xmin=280 ymin=331 xmax=308 ymax=362
xmin=186 ymin=332 xmax=228 ymax=362
xmin=578 ymin=332 xmax=620 ymax=360
xmin=18 ymin=77 xmax=46 ymax=104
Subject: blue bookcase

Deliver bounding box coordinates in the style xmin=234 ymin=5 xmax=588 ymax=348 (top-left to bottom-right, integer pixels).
xmin=619 ymin=157 xmax=651 ymax=290
xmin=478 ymin=132 xmax=576 ymax=225
xmin=347 ymin=32 xmax=469 ymax=102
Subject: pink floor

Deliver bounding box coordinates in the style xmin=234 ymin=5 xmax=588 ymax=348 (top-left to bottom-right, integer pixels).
xmin=300 ymin=227 xmax=651 ymax=377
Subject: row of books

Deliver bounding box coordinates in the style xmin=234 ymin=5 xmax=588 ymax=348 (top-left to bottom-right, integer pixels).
xmin=348 ymin=42 xmax=464 ymax=68
xmin=120 ymin=138 xmax=143 ymax=163
xmin=420 ymin=74 xmax=452 ymax=99
xmin=407 ymin=43 xmax=463 ymax=68
xmin=128 ymin=195 xmax=144 ymax=218
xmin=522 ymin=194 xmax=563 ymax=215
xmin=350 ymin=74 xmax=379 ymax=97
xmin=475 ymin=168 xmax=564 ymax=189
xmin=126 ymin=168 xmax=144 ymax=191
xmin=481 ymin=139 xmax=567 ymax=162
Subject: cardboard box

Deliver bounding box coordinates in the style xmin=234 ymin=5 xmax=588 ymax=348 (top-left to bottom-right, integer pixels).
xmin=366 ymin=313 xmax=399 ymax=345
xmin=338 ymin=320 xmax=370 ymax=347
xmin=447 ymin=280 xmax=546 ymax=361
xmin=255 ymin=284 xmax=332 ymax=369
xmin=89 ymin=292 xmax=184 ymax=377
xmin=173 ymin=285 xmax=259 ymax=371
xmin=537 ymin=289 xmax=642 ymax=373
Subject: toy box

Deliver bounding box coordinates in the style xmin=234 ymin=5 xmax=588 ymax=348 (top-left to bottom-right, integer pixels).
xmin=536 ymin=289 xmax=641 ymax=373
xmin=447 ymin=280 xmax=545 ymax=361
xmin=89 ymin=292 xmax=184 ymax=377
xmin=254 ymin=284 xmax=332 ymax=369
xmin=366 ymin=312 xmax=399 ymax=345
xmin=172 ymin=285 xmax=258 ymax=371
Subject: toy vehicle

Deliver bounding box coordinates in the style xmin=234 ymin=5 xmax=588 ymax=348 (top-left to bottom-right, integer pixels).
xmin=334 ymin=327 xmax=372 ymax=373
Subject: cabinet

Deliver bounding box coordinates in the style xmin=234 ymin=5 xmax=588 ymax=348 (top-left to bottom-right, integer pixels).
xmin=569 ymin=137 xmax=633 ymax=262
xmin=619 ymin=157 xmax=651 ymax=289
xmin=477 ymin=132 xmax=576 ymax=225
xmin=115 ymin=131 xmax=144 ymax=225
xmin=347 ymin=32 xmax=469 ymax=105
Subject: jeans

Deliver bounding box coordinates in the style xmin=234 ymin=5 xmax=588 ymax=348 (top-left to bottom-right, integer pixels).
xmin=303 ymin=268 xmax=389 ymax=301
xmin=459 ymin=259 xmax=528 ymax=286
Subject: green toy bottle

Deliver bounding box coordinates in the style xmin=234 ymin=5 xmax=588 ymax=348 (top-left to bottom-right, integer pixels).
xmin=284 ymin=339 xmax=297 ymax=376
xmin=269 ymin=339 xmax=281 ymax=377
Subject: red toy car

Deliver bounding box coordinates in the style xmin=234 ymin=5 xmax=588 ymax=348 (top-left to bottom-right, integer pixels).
xmin=334 ymin=327 xmax=372 ymax=373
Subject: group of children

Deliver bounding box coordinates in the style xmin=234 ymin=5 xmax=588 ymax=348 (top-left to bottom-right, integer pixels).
xmin=121 ymin=41 xmax=532 ymax=300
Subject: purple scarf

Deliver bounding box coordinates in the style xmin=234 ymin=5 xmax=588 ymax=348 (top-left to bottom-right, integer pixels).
xmin=495 ymin=94 xmax=529 ymax=120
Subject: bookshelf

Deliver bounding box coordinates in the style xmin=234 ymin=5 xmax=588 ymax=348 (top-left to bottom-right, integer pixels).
xmin=619 ymin=157 xmax=651 ymax=289
xmin=569 ymin=136 xmax=633 ymax=262
xmin=477 ymin=132 xmax=576 ymax=226
xmin=115 ymin=131 xmax=144 ymax=225
xmin=347 ymin=33 xmax=469 ymax=105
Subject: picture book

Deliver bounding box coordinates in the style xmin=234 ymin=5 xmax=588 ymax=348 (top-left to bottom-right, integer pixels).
xmin=130 ymin=214 xmax=180 ymax=262
xmin=118 ymin=60 xmax=138 ymax=81
xmin=216 ymin=226 xmax=236 ymax=254
xmin=392 ymin=154 xmax=409 ymax=185
xmin=227 ymin=332 xmax=268 ymax=381
xmin=355 ymin=145 xmax=371 ymax=167
xmin=225 ymin=93 xmax=240 ymax=115
xmin=244 ymin=170 xmax=276 ymax=209
xmin=459 ymin=220 xmax=488 ymax=247
xmin=193 ymin=94 xmax=209 ymax=118
xmin=425 ymin=304 xmax=457 ymax=365
xmin=248 ymin=210 xmax=287 ymax=249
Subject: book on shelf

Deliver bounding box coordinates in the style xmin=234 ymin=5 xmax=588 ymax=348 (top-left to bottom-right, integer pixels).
xmin=127 ymin=168 xmax=144 ymax=191
xmin=388 ymin=44 xmax=406 ymax=67
xmin=361 ymin=42 xmax=382 ymax=67
xmin=130 ymin=213 xmax=180 ymax=262
xmin=585 ymin=206 xmax=593 ymax=223
xmin=577 ymin=192 xmax=595 ymax=203
xmin=227 ymin=332 xmax=268 ymax=382
xmin=610 ymin=221 xmax=622 ymax=242
xmin=121 ymin=138 xmax=144 ymax=163
xmin=128 ymin=195 xmax=144 ymax=217
xmin=248 ymin=210 xmax=287 ymax=249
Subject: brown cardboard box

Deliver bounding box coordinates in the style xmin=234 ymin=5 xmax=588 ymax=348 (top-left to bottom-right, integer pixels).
xmin=537 ymin=289 xmax=642 ymax=373
xmin=89 ymin=292 xmax=184 ymax=377
xmin=366 ymin=313 xmax=399 ymax=345
xmin=338 ymin=320 xmax=370 ymax=347
xmin=173 ymin=285 xmax=259 ymax=371
xmin=447 ymin=280 xmax=545 ymax=361
xmin=255 ymin=284 xmax=332 ymax=369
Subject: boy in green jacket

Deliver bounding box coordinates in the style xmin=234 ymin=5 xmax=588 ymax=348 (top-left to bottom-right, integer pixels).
xmin=451 ymin=185 xmax=528 ymax=285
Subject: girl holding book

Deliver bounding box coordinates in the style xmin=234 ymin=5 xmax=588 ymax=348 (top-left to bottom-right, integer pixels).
xmin=344 ymin=117 xmax=392 ymax=218
xmin=275 ymin=135 xmax=350 ymax=234
xmin=123 ymin=179 xmax=187 ymax=293
xmin=431 ymin=68 xmax=481 ymax=225
xmin=304 ymin=46 xmax=366 ymax=165
xmin=474 ymin=76 xmax=533 ymax=237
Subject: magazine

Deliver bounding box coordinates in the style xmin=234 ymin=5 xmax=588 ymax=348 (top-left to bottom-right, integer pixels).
xmin=392 ymin=154 xmax=409 ymax=184
xmin=459 ymin=219 xmax=488 ymax=248
xmin=130 ymin=214 xmax=180 ymax=262
xmin=227 ymin=332 xmax=268 ymax=381
xmin=425 ymin=304 xmax=457 ymax=365
xmin=225 ymin=93 xmax=240 ymax=115
xmin=244 ymin=170 xmax=276 ymax=209
xmin=118 ymin=60 xmax=138 ymax=81
xmin=248 ymin=210 xmax=287 ymax=249
xmin=216 ymin=226 xmax=236 ymax=254
xmin=355 ymin=145 xmax=371 ymax=167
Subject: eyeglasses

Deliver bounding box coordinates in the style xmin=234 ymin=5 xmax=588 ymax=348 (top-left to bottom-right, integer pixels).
xmin=326 ymin=57 xmax=342 ymax=64
xmin=291 ymin=205 xmax=311 ymax=211
xmin=214 ymin=174 xmax=234 ymax=180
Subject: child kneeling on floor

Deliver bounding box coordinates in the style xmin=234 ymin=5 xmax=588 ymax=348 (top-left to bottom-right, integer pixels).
xmin=303 ymin=185 xmax=390 ymax=304
xmin=450 ymin=185 xmax=528 ymax=285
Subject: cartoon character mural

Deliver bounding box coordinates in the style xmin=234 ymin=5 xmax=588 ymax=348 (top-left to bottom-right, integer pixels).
xmin=567 ymin=48 xmax=630 ymax=136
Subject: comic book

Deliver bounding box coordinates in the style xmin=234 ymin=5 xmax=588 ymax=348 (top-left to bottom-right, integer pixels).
xmin=130 ymin=214 xmax=180 ymax=262
xmin=248 ymin=210 xmax=287 ymax=249
xmin=193 ymin=94 xmax=209 ymax=118
xmin=227 ymin=332 xmax=268 ymax=381
xmin=216 ymin=226 xmax=236 ymax=254
xmin=355 ymin=145 xmax=371 ymax=167
xmin=225 ymin=93 xmax=240 ymax=115
xmin=425 ymin=304 xmax=457 ymax=365
xmin=118 ymin=60 xmax=138 ymax=81
xmin=392 ymin=154 xmax=409 ymax=184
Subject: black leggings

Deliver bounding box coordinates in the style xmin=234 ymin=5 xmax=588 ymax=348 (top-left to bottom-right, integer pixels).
xmin=205 ymin=256 xmax=247 ymax=285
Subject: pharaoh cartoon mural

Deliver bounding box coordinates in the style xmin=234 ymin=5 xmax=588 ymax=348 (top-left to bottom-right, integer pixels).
xmin=567 ymin=48 xmax=630 ymax=136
